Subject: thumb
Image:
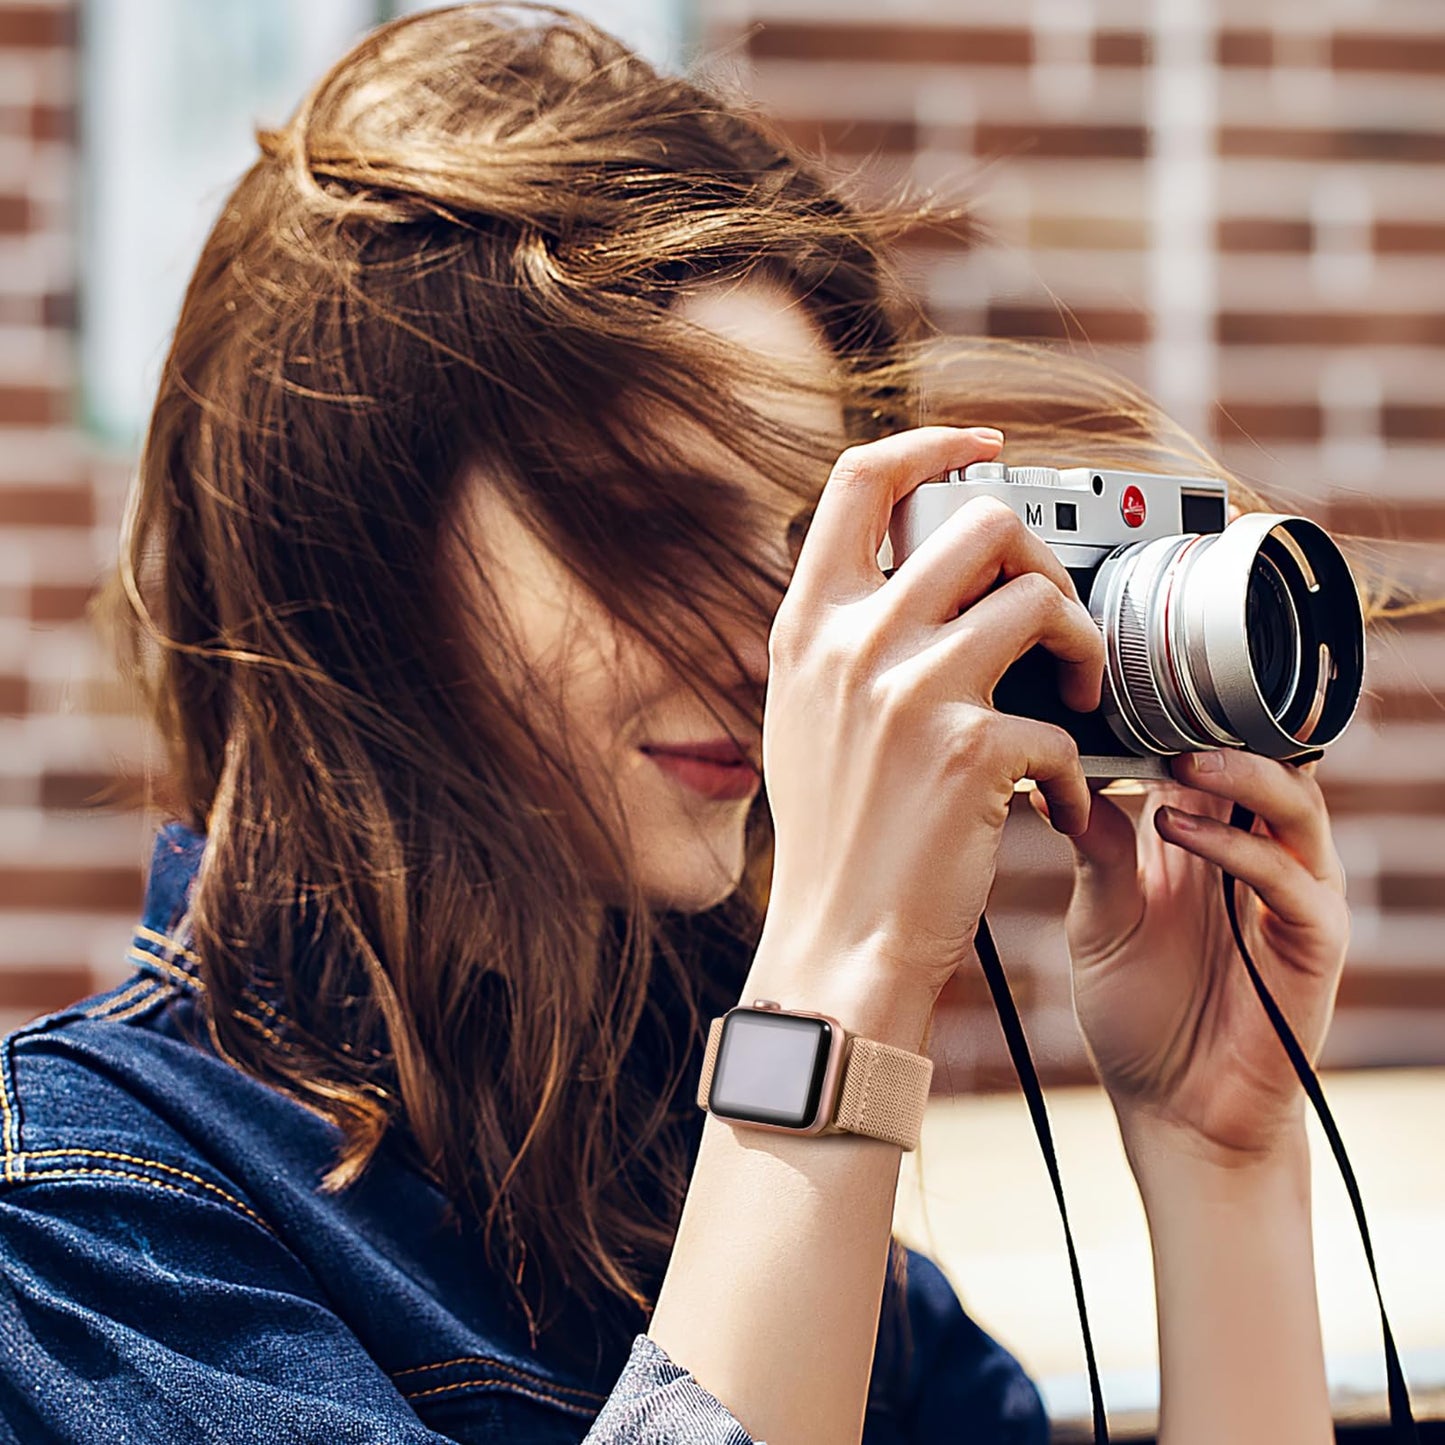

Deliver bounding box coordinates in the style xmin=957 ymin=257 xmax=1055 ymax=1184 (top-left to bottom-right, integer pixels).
xmin=1029 ymin=785 xmax=1143 ymax=921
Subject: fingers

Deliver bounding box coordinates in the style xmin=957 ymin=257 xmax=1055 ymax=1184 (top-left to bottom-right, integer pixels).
xmin=982 ymin=713 xmax=1091 ymax=838
xmin=885 ymin=491 xmax=1086 ymax=623
xmin=930 ymin=569 xmax=1104 ymax=714
xmin=1167 ymin=750 xmax=1343 ymax=889
xmin=1153 ymin=805 xmax=1346 ymax=933
xmin=1031 ymin=784 xmax=1138 ymax=873
xmin=789 ymin=426 xmax=1005 ymax=609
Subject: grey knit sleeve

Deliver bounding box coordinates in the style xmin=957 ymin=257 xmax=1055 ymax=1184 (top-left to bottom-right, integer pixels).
xmin=581 ymin=1333 xmax=764 ymax=1445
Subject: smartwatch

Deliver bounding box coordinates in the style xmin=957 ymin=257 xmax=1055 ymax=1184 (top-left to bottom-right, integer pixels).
xmin=696 ymin=999 xmax=934 ymax=1151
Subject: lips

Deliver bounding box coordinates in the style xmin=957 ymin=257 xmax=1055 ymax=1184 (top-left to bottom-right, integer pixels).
xmin=639 ymin=738 xmax=763 ymax=802
xmin=640 ymin=739 xmax=755 ymax=768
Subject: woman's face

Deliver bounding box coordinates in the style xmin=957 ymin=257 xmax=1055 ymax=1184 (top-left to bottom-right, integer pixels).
xmin=455 ymin=274 xmax=845 ymax=912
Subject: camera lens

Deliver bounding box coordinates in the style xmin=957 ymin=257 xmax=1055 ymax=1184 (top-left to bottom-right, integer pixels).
xmin=1245 ymin=552 xmax=1301 ymax=720
xmin=1089 ymin=514 xmax=1365 ymax=760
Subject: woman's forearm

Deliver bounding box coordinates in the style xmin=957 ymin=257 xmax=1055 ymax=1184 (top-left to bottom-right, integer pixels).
xmin=1121 ymin=1114 xmax=1332 ymax=1445
xmin=648 ymin=942 xmax=935 ymax=1445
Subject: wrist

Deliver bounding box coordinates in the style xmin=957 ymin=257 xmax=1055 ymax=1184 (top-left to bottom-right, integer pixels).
xmin=1116 ymin=1104 xmax=1312 ymax=1214
xmin=742 ymin=928 xmax=939 ymax=1055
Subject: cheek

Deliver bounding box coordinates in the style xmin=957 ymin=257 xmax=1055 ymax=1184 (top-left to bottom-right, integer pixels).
xmin=542 ymin=615 xmax=677 ymax=764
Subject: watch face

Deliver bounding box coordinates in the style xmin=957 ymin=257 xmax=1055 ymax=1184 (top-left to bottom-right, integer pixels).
xmin=708 ymin=1008 xmax=833 ymax=1129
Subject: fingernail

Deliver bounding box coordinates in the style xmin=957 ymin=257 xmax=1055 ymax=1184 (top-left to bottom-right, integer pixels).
xmin=1190 ymin=750 xmax=1226 ymax=774
xmin=969 ymin=426 xmax=1004 ymax=442
xmin=1159 ymin=805 xmax=1196 ymax=830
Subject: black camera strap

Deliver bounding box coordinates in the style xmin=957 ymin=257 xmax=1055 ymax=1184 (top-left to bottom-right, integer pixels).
xmin=971 ymin=794 xmax=1419 ymax=1443
xmin=1221 ymin=800 xmax=1416 ymax=1442
xmin=973 ymin=912 xmax=1109 ymax=1442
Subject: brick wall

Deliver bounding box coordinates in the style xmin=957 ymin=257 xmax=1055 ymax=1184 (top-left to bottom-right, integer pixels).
xmin=699 ymin=0 xmax=1445 ymax=1086
xmin=2 ymin=0 xmax=1443 ymax=1088
xmin=0 ymin=1 xmax=156 ymax=1038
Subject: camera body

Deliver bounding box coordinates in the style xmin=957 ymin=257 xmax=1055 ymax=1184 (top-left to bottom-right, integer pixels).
xmin=886 ymin=461 xmax=1365 ymax=780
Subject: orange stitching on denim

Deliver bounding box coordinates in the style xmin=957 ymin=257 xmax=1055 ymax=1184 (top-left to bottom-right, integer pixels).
xmin=81 ymin=976 xmax=155 ymax=1019
xmin=242 ymin=988 xmax=282 ymax=1021
xmin=133 ymin=924 xmax=201 ymax=966
xmin=0 ymin=1035 xmax=16 ymax=1184
xmin=133 ymin=929 xmax=309 ymax=1046
xmin=104 ymin=986 xmax=169 ymax=1024
xmin=19 ymin=1167 xmax=277 ymax=1239
xmin=233 ymin=1010 xmax=290 ymax=1051
xmin=393 ymin=1356 xmax=603 ymax=1403
xmin=21 ymin=1149 xmax=273 ymax=1232
xmin=126 ymin=948 xmax=204 ymax=993
xmin=399 ymin=1376 xmax=599 ymax=1415
xmin=21 ymin=1168 xmax=195 ymax=1203
xmin=21 ymin=1161 xmax=273 ymax=1231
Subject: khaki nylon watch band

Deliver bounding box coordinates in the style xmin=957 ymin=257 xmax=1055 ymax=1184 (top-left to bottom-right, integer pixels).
xmin=696 ymin=1013 xmax=933 ymax=1151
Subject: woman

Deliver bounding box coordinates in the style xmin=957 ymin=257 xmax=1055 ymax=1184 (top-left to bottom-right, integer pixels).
xmin=0 ymin=5 xmax=1350 ymax=1442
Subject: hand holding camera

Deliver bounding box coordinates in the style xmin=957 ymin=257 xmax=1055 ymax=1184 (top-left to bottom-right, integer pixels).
xmin=755 ymin=423 xmax=1363 ymax=1155
xmin=753 ymin=425 xmax=1107 ymax=1027
xmin=881 ymin=440 xmax=1362 ymax=1163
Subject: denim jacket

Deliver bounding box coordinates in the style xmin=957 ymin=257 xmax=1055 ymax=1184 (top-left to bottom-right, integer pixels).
xmin=0 ymin=822 xmax=1047 ymax=1444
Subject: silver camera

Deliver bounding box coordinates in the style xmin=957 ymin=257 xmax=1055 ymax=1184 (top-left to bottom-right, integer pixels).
xmin=887 ymin=462 xmax=1366 ymax=780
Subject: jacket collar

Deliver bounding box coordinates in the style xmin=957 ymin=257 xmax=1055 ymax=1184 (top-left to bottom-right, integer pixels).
xmin=128 ymin=821 xmax=207 ymax=989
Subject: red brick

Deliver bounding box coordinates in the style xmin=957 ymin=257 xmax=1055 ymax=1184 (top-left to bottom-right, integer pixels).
xmin=749 ymin=23 xmax=1031 ymax=66
xmin=29 ymin=582 xmax=95 ymax=623
xmin=1213 ymin=400 xmax=1322 ymax=442
xmin=40 ymin=770 xmax=147 ymax=811
xmin=1217 ymin=30 xmax=1273 ymax=67
xmin=30 ymin=104 xmax=73 ymax=144
xmin=1377 ymin=875 xmax=1445 ymax=911
xmin=0 ymin=195 xmax=28 ymax=235
xmin=0 ymin=675 xmax=26 ymax=715
xmin=1382 ymin=405 xmax=1445 ymax=441
xmin=0 ymin=866 xmax=142 ymax=912
xmin=1332 ymin=32 xmax=1445 ymax=75
xmin=1337 ymin=969 xmax=1445 ymax=1010
xmin=1217 ymin=217 xmax=1312 ymax=253
xmin=987 ymin=303 xmax=1150 ymax=345
xmin=1365 ymin=688 xmax=1445 ymax=725
xmin=0 ymin=964 xmax=93 ymax=1013
xmin=976 ymin=122 xmax=1148 ymax=160
xmin=0 ymin=386 xmax=68 ymax=426
xmin=1325 ymin=498 xmax=1445 ymax=539
xmin=1374 ymin=221 xmax=1445 ymax=254
xmin=0 ymin=5 xmax=76 ymax=47
xmin=1217 ymin=312 xmax=1445 ymax=346
xmin=1220 ymin=126 xmax=1445 ymax=164
xmin=41 ymin=291 xmax=76 ymax=329
xmin=773 ymin=116 xmax=916 ymax=156
xmin=1093 ymin=31 xmax=1148 ymax=67
xmin=0 ymin=484 xmax=93 ymax=528
xmin=1322 ymin=780 xmax=1445 ymax=815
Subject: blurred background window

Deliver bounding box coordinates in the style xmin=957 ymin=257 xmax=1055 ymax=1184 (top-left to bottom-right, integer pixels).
xmin=78 ymin=0 xmax=689 ymax=449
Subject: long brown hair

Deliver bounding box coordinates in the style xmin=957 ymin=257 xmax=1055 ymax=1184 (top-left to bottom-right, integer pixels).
xmin=94 ymin=0 xmax=1407 ymax=1376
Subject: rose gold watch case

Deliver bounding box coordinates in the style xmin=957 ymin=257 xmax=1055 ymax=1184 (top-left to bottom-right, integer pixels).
xmin=708 ymin=998 xmax=849 ymax=1137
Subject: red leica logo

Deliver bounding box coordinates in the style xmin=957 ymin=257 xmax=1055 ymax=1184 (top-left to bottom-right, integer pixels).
xmin=1120 ymin=484 xmax=1147 ymax=528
